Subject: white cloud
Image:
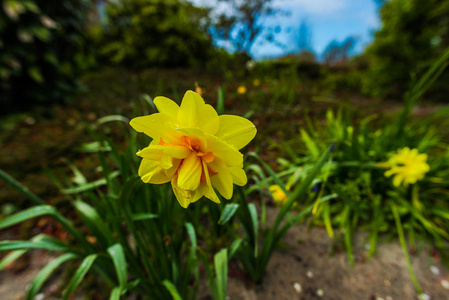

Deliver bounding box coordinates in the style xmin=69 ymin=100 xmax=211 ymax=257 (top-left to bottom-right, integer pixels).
xmin=272 ymin=0 xmax=348 ymax=17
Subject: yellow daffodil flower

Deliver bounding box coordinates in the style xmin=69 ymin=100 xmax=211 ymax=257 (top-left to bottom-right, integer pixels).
xmin=130 ymin=91 xmax=257 ymax=208
xmin=237 ymin=86 xmax=247 ymax=94
xmin=269 ymin=185 xmax=289 ymax=205
xmin=384 ymin=147 xmax=430 ymax=187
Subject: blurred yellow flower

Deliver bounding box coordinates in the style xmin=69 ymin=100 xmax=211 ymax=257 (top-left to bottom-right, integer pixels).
xmin=130 ymin=91 xmax=257 ymax=208
xmin=384 ymin=147 xmax=430 ymax=187
xmin=253 ymin=79 xmax=260 ymax=87
xmin=269 ymin=185 xmax=288 ymax=205
xmin=237 ymin=85 xmax=247 ymax=94
xmin=194 ymin=81 xmax=202 ymax=96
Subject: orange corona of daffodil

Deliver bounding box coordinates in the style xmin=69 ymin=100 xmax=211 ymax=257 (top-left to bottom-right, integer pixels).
xmin=384 ymin=147 xmax=430 ymax=187
xmin=130 ymin=91 xmax=257 ymax=208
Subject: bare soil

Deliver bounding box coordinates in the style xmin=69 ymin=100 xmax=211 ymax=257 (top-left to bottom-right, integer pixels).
xmin=2 ymin=216 xmax=448 ymax=300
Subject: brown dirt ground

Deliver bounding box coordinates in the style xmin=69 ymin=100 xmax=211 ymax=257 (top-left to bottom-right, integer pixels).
xmin=2 ymin=210 xmax=448 ymax=300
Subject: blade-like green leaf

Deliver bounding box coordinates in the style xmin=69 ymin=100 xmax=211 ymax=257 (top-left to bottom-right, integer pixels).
xmin=0 ymin=169 xmax=44 ymax=205
xmin=0 ymin=250 xmax=26 ymax=270
xmin=228 ymin=238 xmax=242 ymax=259
xmin=63 ymin=254 xmax=98 ymax=300
xmin=300 ymin=128 xmax=319 ymax=159
xmin=0 ymin=205 xmax=56 ymax=230
xmin=131 ymin=213 xmax=158 ymax=221
xmin=185 ymin=222 xmax=197 ymax=251
xmin=162 ymin=280 xmax=183 ymax=300
xmin=0 ymin=240 xmax=69 ymax=252
xmin=214 ymin=248 xmax=228 ymax=300
xmin=74 ymin=200 xmax=114 ymax=246
xmin=248 ymin=203 xmax=259 ymax=257
xmin=63 ymin=171 xmax=120 ymax=194
xmin=218 ymin=204 xmax=239 ymax=225
xmin=107 ymin=244 xmax=127 ymax=290
xmin=26 ymin=253 xmax=77 ymax=300
xmin=109 ymin=286 xmax=122 ymax=300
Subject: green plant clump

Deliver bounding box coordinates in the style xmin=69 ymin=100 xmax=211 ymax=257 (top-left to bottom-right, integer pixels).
xmin=0 ymin=0 xmax=93 ymax=113
xmin=97 ymin=0 xmax=214 ymax=69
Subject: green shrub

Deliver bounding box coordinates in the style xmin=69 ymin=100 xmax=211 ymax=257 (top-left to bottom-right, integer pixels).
xmin=363 ymin=0 xmax=449 ymax=100
xmin=97 ymin=0 xmax=214 ymax=69
xmin=0 ymin=0 xmax=93 ymax=114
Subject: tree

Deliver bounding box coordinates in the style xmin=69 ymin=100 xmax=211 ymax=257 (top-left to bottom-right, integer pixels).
xmin=0 ymin=0 xmax=93 ymax=113
xmin=322 ymin=37 xmax=357 ymax=66
xmin=295 ymin=19 xmax=313 ymax=52
xmin=210 ymin=0 xmax=284 ymax=58
xmin=99 ymin=0 xmax=214 ymax=68
xmin=364 ymin=0 xmax=449 ymax=99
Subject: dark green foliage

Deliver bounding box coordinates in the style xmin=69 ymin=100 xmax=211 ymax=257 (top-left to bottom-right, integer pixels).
xmin=97 ymin=0 xmax=214 ymax=69
xmin=0 ymin=0 xmax=93 ymax=114
xmin=364 ymin=0 xmax=449 ymax=100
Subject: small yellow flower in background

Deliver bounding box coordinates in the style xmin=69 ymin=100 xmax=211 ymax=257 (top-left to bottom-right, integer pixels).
xmin=194 ymin=81 xmax=202 ymax=96
xmin=384 ymin=147 xmax=430 ymax=187
xmin=253 ymin=79 xmax=260 ymax=87
xmin=130 ymin=91 xmax=257 ymax=208
xmin=269 ymin=185 xmax=289 ymax=205
xmin=237 ymin=85 xmax=247 ymax=94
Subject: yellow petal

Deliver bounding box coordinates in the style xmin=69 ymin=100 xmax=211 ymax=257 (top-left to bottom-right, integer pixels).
xmin=160 ymin=154 xmax=173 ymax=169
xmin=137 ymin=146 xmax=163 ymax=160
xmin=177 ymin=91 xmax=219 ymax=135
xmin=209 ymin=158 xmax=234 ymax=199
xmin=165 ymin=159 xmax=181 ymax=179
xmin=130 ymin=113 xmax=179 ymax=143
xmin=229 ymin=166 xmax=247 ymax=186
xmin=215 ymin=115 xmax=257 ymax=149
xmin=178 ymin=90 xmax=205 ymax=128
xmin=139 ymin=159 xmax=171 ymax=184
xmin=171 ymin=179 xmax=190 ymax=208
xmin=154 ymin=96 xmax=179 ymax=116
xmin=205 ymin=134 xmax=243 ymax=167
xmin=393 ymin=175 xmax=403 ymax=187
xmin=198 ymin=104 xmax=219 ymax=135
xmin=171 ymin=178 xmax=203 ymax=208
xmin=199 ymin=182 xmax=220 ymax=203
xmin=177 ymin=152 xmax=202 ymax=191
xmin=138 ymin=159 xmax=158 ymax=180
xmin=161 ymin=145 xmax=191 ymax=159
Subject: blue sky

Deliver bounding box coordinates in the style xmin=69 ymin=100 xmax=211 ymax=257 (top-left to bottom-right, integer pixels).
xmin=192 ymin=0 xmax=380 ymax=59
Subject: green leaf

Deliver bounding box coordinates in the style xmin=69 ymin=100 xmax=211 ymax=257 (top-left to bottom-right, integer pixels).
xmin=97 ymin=115 xmax=130 ymax=125
xmin=217 ymin=86 xmax=225 ymax=115
xmin=63 ymin=254 xmax=98 ymax=300
xmin=0 ymin=240 xmax=69 ymax=252
xmin=74 ymin=200 xmax=114 ymax=246
xmin=248 ymin=203 xmax=259 ymax=257
xmin=228 ymin=238 xmax=242 ymax=259
xmin=131 ymin=213 xmax=158 ymax=221
xmin=107 ymin=244 xmax=127 ymax=290
xmin=109 ymin=287 xmax=122 ymax=300
xmin=26 ymin=253 xmax=77 ymax=300
xmin=63 ymin=171 xmax=120 ymax=194
xmin=185 ymin=222 xmax=197 ymax=251
xmin=300 ymin=128 xmax=319 ymax=159
xmin=218 ymin=204 xmax=239 ymax=224
xmin=214 ymin=248 xmax=228 ymax=300
xmin=0 ymin=250 xmax=26 ymax=270
xmin=162 ymin=280 xmax=183 ymax=300
xmin=0 ymin=205 xmax=56 ymax=230
xmin=0 ymin=169 xmax=44 ymax=205
xmin=28 ymin=67 xmax=44 ymax=83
